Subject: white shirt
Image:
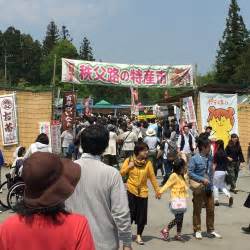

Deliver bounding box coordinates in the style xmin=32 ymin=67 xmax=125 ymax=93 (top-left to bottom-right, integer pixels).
xmin=104 ymin=132 xmax=118 ymax=156
xmin=163 ymin=140 xmax=170 ymax=160
xmin=61 ymin=130 xmax=74 ymax=148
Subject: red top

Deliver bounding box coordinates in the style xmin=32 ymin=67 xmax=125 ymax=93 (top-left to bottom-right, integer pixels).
xmin=0 ymin=213 xmax=95 ymax=250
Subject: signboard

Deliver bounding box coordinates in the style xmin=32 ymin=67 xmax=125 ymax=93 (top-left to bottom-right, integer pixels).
xmin=51 ymin=120 xmax=61 ymax=154
xmin=0 ymin=93 xmax=18 ymax=146
xmin=200 ymin=92 xmax=238 ymax=146
xmin=183 ymin=96 xmax=197 ymax=124
xmin=39 ymin=121 xmax=52 ymax=152
xmin=62 ymin=58 xmax=193 ymax=88
xmin=61 ymin=92 xmax=76 ymax=130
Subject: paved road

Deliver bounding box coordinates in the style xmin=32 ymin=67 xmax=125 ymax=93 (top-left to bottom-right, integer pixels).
xmin=1 ymin=167 xmax=250 ymax=250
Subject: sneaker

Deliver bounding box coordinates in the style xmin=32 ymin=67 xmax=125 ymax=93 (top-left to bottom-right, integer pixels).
xmin=0 ymin=188 xmax=2 ymax=193
xmin=195 ymin=231 xmax=203 ymax=240
xmin=209 ymin=231 xmax=222 ymax=239
xmin=215 ymin=201 xmax=220 ymax=206
xmin=242 ymin=226 xmax=250 ymax=234
xmin=229 ymin=197 xmax=234 ymax=207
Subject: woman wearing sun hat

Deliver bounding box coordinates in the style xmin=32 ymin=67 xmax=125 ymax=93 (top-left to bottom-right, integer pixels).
xmin=144 ymin=128 xmax=160 ymax=175
xmin=0 ymin=152 xmax=95 ymax=250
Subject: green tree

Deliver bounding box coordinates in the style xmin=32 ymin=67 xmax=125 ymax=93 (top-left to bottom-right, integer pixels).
xmin=0 ymin=30 xmax=4 ymax=81
xmin=233 ymin=40 xmax=250 ymax=85
xmin=61 ymin=25 xmax=72 ymax=42
xmin=43 ymin=21 xmax=60 ymax=55
xmin=2 ymin=26 xmax=22 ymax=83
xmin=20 ymin=34 xmax=42 ymax=83
xmin=215 ymin=0 xmax=249 ymax=83
xmin=79 ymin=37 xmax=94 ymax=61
xmin=40 ymin=39 xmax=78 ymax=84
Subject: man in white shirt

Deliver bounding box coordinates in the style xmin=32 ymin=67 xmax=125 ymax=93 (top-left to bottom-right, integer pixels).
xmin=61 ymin=127 xmax=74 ymax=157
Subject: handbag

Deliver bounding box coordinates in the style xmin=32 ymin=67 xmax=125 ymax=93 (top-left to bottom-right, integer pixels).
xmin=189 ymin=179 xmax=204 ymax=193
xmin=170 ymin=197 xmax=187 ymax=214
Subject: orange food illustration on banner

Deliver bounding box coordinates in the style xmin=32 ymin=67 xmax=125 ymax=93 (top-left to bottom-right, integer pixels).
xmin=207 ymin=106 xmax=235 ymax=146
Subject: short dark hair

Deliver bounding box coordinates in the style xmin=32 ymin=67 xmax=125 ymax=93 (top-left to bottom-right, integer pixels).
xmin=134 ymin=142 xmax=149 ymax=156
xmin=81 ymin=124 xmax=109 ymax=155
xmin=196 ymin=133 xmax=211 ymax=151
xmin=17 ymin=147 xmax=26 ymax=157
xmin=206 ymin=126 xmax=212 ymax=131
xmin=36 ymin=133 xmax=49 ymax=145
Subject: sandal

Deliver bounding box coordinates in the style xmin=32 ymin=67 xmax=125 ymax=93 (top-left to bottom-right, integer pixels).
xmin=174 ymin=235 xmax=186 ymax=242
xmin=135 ymin=239 xmax=145 ymax=245
xmin=160 ymin=229 xmax=170 ymax=241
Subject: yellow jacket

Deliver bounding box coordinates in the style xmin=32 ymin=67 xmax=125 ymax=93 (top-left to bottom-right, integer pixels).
xmin=120 ymin=158 xmax=160 ymax=198
xmin=160 ymin=173 xmax=188 ymax=199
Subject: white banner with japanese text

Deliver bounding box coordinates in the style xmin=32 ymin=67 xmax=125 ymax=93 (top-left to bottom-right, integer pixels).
xmin=0 ymin=93 xmax=18 ymax=146
xmin=200 ymin=92 xmax=238 ymax=146
xmin=39 ymin=121 xmax=52 ymax=152
xmin=182 ymin=96 xmax=197 ymax=124
xmin=61 ymin=58 xmax=193 ymax=88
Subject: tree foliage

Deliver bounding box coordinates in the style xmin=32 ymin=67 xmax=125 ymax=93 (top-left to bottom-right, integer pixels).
xmin=42 ymin=21 xmax=60 ymax=56
xmin=40 ymin=39 xmax=78 ymax=84
xmin=61 ymin=25 xmax=72 ymax=42
xmin=79 ymin=37 xmax=94 ymax=61
xmin=215 ymin=0 xmax=249 ymax=84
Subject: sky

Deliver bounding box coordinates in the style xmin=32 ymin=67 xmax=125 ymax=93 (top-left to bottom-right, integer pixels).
xmin=0 ymin=0 xmax=250 ymax=74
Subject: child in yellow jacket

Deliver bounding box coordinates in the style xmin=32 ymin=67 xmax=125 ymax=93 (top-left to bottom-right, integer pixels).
xmin=159 ymin=158 xmax=188 ymax=242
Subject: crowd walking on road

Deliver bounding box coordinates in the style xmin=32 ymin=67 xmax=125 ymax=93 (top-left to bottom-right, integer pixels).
xmin=0 ymin=114 xmax=249 ymax=250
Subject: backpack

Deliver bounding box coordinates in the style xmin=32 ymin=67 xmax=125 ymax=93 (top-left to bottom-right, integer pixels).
xmin=165 ymin=140 xmax=178 ymax=160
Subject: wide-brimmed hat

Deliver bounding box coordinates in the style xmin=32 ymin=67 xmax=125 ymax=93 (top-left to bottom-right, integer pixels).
xmin=22 ymin=152 xmax=81 ymax=208
xmin=146 ymin=128 xmax=156 ymax=136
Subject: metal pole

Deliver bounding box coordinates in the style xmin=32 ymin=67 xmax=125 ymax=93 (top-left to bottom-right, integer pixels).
xmin=52 ymin=54 xmax=57 ymax=120
xmin=4 ymin=50 xmax=7 ymax=83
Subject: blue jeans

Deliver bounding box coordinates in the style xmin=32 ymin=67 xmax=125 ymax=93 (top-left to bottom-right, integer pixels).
xmin=162 ymin=159 xmax=173 ymax=185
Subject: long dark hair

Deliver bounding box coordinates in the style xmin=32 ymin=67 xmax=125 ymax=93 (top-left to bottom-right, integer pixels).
xmin=215 ymin=140 xmax=226 ymax=159
xmin=228 ymin=134 xmax=241 ymax=151
xmin=15 ymin=201 xmax=69 ymax=224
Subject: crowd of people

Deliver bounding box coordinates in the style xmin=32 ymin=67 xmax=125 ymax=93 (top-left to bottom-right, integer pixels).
xmin=0 ymin=114 xmax=250 ymax=249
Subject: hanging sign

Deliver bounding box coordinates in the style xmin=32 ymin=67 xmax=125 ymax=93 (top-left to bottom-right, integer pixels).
xmin=0 ymin=93 xmax=18 ymax=146
xmin=62 ymin=58 xmax=193 ymax=88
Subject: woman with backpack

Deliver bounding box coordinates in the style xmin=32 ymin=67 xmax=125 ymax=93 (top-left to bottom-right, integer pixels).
xmin=160 ymin=131 xmax=178 ymax=186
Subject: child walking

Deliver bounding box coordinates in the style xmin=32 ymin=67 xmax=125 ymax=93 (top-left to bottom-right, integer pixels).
xmin=159 ymin=158 xmax=188 ymax=242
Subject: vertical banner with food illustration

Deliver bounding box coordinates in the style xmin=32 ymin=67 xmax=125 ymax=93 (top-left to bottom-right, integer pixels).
xmin=200 ymin=92 xmax=238 ymax=146
xmin=0 ymin=93 xmax=18 ymax=146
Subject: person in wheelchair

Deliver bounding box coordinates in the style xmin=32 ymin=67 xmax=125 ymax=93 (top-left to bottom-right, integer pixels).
xmin=7 ymin=147 xmax=26 ymax=188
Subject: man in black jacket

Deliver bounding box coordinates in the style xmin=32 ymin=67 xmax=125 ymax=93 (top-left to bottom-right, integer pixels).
xmin=177 ymin=125 xmax=195 ymax=164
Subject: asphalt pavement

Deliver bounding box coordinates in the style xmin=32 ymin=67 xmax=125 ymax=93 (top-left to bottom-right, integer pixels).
xmin=1 ymin=167 xmax=250 ymax=250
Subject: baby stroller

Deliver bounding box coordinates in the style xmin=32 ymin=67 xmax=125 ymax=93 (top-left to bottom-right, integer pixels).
xmin=0 ymin=158 xmax=25 ymax=211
